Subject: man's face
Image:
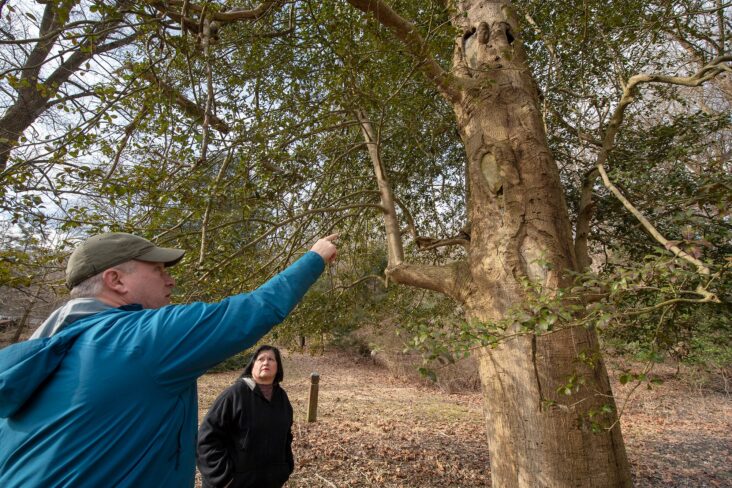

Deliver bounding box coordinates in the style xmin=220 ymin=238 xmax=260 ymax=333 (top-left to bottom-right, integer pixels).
xmin=119 ymin=261 xmax=176 ymax=309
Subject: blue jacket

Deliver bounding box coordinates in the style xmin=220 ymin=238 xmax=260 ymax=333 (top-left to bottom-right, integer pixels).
xmin=0 ymin=251 xmax=324 ymax=487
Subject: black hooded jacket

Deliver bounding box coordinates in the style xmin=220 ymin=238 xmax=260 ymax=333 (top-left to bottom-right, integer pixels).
xmin=197 ymin=352 xmax=294 ymax=488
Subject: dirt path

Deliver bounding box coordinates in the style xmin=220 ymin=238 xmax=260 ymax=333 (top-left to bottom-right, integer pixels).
xmin=197 ymin=351 xmax=731 ymax=487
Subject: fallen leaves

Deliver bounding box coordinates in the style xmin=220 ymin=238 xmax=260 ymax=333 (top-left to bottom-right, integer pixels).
xmin=196 ymin=351 xmax=731 ymax=487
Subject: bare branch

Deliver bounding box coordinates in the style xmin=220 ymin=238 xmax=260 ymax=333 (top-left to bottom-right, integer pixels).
xmin=391 ymin=194 xmax=418 ymax=240
xmin=153 ymin=210 xmax=196 ymax=241
xmin=547 ymin=106 xmax=603 ymax=147
xmin=106 ymin=105 xmax=150 ymax=179
xmin=334 ymin=275 xmax=386 ymax=298
xmin=207 ymin=1 xmax=286 ymax=22
xmin=198 ymin=149 xmax=233 ymax=266
xmin=198 ymin=15 xmax=215 ymax=165
xmin=597 ymin=163 xmax=711 ymax=275
xmin=620 ymin=288 xmax=720 ymax=315
xmin=196 ymin=203 xmax=385 ymax=283
xmin=600 ymin=57 xmax=731 ymax=170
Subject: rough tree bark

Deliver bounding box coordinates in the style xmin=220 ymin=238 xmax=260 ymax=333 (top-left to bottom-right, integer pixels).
xmin=455 ymin=4 xmax=630 ymax=485
xmin=350 ymin=1 xmax=632 ymax=486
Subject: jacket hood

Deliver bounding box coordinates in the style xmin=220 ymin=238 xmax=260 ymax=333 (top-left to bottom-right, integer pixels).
xmin=30 ymin=298 xmax=112 ymax=339
xmin=0 ymin=301 xmax=125 ymax=418
xmin=0 ymin=319 xmax=94 ymax=418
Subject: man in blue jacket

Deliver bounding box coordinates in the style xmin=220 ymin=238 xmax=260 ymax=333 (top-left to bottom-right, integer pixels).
xmin=0 ymin=232 xmax=337 ymax=487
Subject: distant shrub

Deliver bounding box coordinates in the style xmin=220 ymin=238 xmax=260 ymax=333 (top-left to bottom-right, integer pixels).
xmin=206 ymin=350 xmax=252 ymax=373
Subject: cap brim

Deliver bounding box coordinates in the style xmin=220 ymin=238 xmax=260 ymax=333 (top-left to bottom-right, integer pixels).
xmin=136 ymin=246 xmax=186 ymax=267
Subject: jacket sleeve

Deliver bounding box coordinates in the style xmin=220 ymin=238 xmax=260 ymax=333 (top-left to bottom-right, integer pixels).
xmin=138 ymin=251 xmax=324 ymax=390
xmin=197 ymin=385 xmax=240 ymax=487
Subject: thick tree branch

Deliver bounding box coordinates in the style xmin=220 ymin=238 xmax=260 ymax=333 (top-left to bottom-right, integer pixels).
xmin=356 ymin=108 xmax=467 ymax=298
xmin=21 ymin=1 xmax=75 ymax=83
xmin=388 ymin=260 xmax=467 ymax=300
xmin=45 ymin=33 xmax=140 ymax=90
xmin=346 ymin=0 xmax=462 ymax=103
xmin=0 ymin=20 xmax=96 ymax=45
xmin=146 ymin=0 xmax=286 ymax=33
xmin=575 ymin=168 xmax=598 ymax=271
xmin=716 ymin=0 xmax=726 ymax=57
xmin=137 ymin=69 xmax=230 ymax=134
xmin=356 ymin=108 xmax=404 ymax=266
xmin=415 ymin=237 xmax=469 ymax=252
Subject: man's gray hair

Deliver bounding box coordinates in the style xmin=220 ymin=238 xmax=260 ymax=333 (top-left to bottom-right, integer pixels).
xmin=69 ymin=261 xmax=138 ymax=298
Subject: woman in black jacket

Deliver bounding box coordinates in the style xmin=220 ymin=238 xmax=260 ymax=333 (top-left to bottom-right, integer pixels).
xmin=197 ymin=345 xmax=294 ymax=488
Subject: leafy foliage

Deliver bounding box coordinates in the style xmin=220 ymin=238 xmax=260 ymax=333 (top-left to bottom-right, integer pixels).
xmin=0 ymin=1 xmax=729 ymax=384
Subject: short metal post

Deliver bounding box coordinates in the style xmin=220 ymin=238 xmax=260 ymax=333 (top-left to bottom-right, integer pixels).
xmin=306 ymin=372 xmax=320 ymax=423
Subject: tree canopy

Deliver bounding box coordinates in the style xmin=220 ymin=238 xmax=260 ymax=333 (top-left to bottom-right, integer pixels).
xmin=2 ymin=0 xmax=727 ymax=359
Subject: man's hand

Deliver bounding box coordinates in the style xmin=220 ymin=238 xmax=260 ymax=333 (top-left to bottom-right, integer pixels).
xmin=310 ymin=234 xmax=338 ymax=263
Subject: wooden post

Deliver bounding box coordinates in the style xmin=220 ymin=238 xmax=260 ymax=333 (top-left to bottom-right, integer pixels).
xmin=306 ymin=372 xmax=320 ymax=423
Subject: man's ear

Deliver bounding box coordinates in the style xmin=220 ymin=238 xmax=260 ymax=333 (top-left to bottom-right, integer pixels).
xmin=101 ymin=268 xmax=126 ymax=293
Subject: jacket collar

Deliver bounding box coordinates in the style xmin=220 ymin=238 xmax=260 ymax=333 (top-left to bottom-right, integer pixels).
xmin=30 ymin=298 xmax=113 ymax=339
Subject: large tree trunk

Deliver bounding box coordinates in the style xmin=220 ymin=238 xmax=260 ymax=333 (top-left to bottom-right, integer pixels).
xmin=351 ymin=0 xmax=632 ymax=485
xmin=452 ymin=2 xmax=631 ymax=485
xmin=351 ymin=0 xmax=634 ymax=484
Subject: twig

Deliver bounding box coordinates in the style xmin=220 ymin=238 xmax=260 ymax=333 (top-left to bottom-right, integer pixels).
xmin=334 ymin=275 xmax=386 ymax=298
xmin=606 ymin=361 xmax=655 ymax=432
xmin=314 ymin=473 xmax=338 ymax=488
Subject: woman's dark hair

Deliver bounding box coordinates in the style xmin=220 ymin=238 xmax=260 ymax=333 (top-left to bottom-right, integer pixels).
xmin=242 ymin=345 xmax=284 ymax=383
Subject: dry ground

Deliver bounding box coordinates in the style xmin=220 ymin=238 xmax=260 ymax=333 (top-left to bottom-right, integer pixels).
xmin=196 ymin=351 xmax=731 ymax=487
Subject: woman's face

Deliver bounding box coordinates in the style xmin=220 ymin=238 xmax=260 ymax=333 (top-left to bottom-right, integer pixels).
xmin=252 ymin=350 xmax=278 ymax=385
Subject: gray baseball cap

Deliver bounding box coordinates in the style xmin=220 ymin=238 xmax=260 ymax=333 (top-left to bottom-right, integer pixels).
xmin=66 ymin=232 xmax=185 ymax=289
